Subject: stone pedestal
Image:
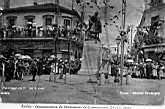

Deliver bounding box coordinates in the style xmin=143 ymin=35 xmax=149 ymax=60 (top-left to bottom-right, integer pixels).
xmin=64 ymin=73 xmax=70 ymax=84
xmin=79 ymin=41 xmax=101 ymax=75
xmin=49 ymin=73 xmax=54 ymax=82
xmin=100 ymin=73 xmax=105 ymax=86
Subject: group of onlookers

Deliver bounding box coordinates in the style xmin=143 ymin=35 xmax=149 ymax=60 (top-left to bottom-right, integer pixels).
xmin=137 ymin=61 xmax=164 ymax=79
xmin=0 ymin=54 xmax=81 ymax=82
xmin=110 ymin=59 xmax=165 ymax=80
xmin=0 ymin=24 xmax=83 ymax=42
xmin=127 ymin=61 xmax=165 ymax=79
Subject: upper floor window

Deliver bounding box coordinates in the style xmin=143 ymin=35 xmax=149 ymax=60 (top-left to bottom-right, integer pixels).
xmin=151 ymin=15 xmax=160 ymax=36
xmin=151 ymin=15 xmax=159 ymax=25
xmin=6 ymin=16 xmax=17 ymax=29
xmin=43 ymin=15 xmax=54 ymax=26
xmin=24 ymin=15 xmax=35 ymax=29
xmin=151 ymin=0 xmax=163 ymax=7
xmin=64 ymin=19 xmax=71 ymax=27
xmin=45 ymin=17 xmax=52 ymax=26
xmin=24 ymin=15 xmax=35 ymax=23
xmin=62 ymin=16 xmax=72 ymax=28
xmin=9 ymin=19 xmax=15 ymax=26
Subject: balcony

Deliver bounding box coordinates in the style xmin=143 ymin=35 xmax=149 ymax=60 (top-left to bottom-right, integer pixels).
xmin=0 ymin=28 xmax=83 ymax=44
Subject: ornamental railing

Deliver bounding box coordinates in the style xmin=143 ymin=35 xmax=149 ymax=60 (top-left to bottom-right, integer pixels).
xmin=0 ymin=29 xmax=83 ymax=43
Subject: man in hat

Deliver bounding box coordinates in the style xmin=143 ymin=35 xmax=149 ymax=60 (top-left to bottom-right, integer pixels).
xmin=58 ymin=58 xmax=63 ymax=74
xmin=59 ymin=59 xmax=69 ymax=79
xmin=146 ymin=61 xmax=152 ymax=79
xmin=29 ymin=60 xmax=38 ymax=81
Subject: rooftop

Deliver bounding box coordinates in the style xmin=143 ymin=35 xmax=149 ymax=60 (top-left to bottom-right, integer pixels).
xmin=0 ymin=3 xmax=80 ymax=19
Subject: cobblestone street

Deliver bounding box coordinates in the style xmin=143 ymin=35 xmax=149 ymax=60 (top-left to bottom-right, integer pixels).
xmin=0 ymin=74 xmax=165 ymax=105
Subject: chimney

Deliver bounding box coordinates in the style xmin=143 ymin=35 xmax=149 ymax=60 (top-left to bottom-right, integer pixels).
xmin=4 ymin=0 xmax=10 ymax=9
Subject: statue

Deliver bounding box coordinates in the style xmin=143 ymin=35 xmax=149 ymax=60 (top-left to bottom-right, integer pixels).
xmin=86 ymin=11 xmax=102 ymax=42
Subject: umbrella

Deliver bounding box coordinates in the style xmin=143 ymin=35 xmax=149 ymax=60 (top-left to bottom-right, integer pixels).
xmin=48 ymin=58 xmax=53 ymax=61
xmin=0 ymin=55 xmax=6 ymax=59
xmin=18 ymin=55 xmax=26 ymax=59
xmin=15 ymin=53 xmax=22 ymax=57
xmin=80 ymin=58 xmax=83 ymax=61
xmin=24 ymin=55 xmax=32 ymax=60
xmin=50 ymin=55 xmax=56 ymax=59
xmin=127 ymin=59 xmax=134 ymax=63
xmin=18 ymin=55 xmax=31 ymax=60
xmin=146 ymin=59 xmax=152 ymax=62
xmin=27 ymin=22 xmax=32 ymax=24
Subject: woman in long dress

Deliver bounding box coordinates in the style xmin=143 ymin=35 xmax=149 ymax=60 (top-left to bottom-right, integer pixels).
xmin=158 ymin=65 xmax=164 ymax=80
xmin=152 ymin=63 xmax=158 ymax=79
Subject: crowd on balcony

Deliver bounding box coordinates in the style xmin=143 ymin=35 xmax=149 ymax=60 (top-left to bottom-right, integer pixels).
xmin=134 ymin=17 xmax=164 ymax=48
xmin=0 ymin=23 xmax=83 ymax=42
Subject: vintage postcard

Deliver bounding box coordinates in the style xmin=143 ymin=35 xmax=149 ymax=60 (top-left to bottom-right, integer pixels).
xmin=0 ymin=0 xmax=165 ymax=108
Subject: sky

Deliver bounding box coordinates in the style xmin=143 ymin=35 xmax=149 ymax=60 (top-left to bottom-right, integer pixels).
xmin=0 ymin=0 xmax=145 ymax=46
xmin=81 ymin=0 xmax=145 ymax=47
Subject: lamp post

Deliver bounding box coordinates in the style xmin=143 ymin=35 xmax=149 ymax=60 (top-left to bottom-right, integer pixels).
xmin=54 ymin=0 xmax=60 ymax=83
xmin=119 ymin=0 xmax=127 ymax=85
xmin=114 ymin=36 xmax=121 ymax=83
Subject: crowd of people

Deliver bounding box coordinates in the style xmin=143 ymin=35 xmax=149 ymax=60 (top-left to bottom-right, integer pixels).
xmin=0 ymin=23 xmax=83 ymax=42
xmin=132 ymin=60 xmax=165 ymax=79
xmin=0 ymin=54 xmax=81 ymax=82
xmin=110 ymin=58 xmax=165 ymax=80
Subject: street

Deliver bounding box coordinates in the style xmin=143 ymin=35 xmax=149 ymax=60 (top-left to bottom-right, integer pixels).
xmin=0 ymin=74 xmax=165 ymax=105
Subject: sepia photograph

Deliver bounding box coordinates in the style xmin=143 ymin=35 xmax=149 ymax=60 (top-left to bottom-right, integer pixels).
xmin=0 ymin=0 xmax=165 ymax=108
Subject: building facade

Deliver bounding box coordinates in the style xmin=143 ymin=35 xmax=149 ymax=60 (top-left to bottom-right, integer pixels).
xmin=0 ymin=1 xmax=83 ymax=59
xmin=134 ymin=0 xmax=165 ymax=62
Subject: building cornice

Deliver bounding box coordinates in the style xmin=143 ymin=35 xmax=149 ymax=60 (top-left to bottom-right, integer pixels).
xmin=0 ymin=3 xmax=81 ymax=19
xmin=141 ymin=43 xmax=165 ymax=49
xmin=144 ymin=3 xmax=165 ymax=13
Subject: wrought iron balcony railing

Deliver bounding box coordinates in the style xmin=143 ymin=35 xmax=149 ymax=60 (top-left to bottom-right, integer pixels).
xmin=0 ymin=29 xmax=83 ymax=43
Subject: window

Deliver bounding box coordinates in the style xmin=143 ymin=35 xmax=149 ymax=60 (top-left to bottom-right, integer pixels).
xmin=151 ymin=0 xmax=163 ymax=7
xmin=24 ymin=15 xmax=35 ymax=24
xmin=151 ymin=15 xmax=159 ymax=25
xmin=64 ymin=19 xmax=71 ymax=27
xmin=27 ymin=18 xmax=33 ymax=23
xmin=151 ymin=15 xmax=160 ymax=36
xmin=43 ymin=15 xmax=54 ymax=26
xmin=6 ymin=16 xmax=17 ymax=27
xmin=9 ymin=19 xmax=15 ymax=26
xmin=45 ymin=17 xmax=52 ymax=26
